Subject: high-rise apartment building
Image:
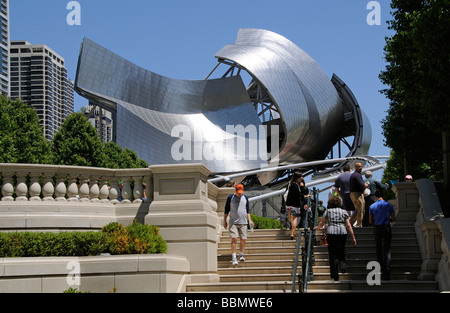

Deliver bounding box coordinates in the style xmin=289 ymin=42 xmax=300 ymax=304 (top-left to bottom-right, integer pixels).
xmin=0 ymin=0 xmax=9 ymax=96
xmin=83 ymin=104 xmax=113 ymax=143
xmin=10 ymin=41 xmax=74 ymax=140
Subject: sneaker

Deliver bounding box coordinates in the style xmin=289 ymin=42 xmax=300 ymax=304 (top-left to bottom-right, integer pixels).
xmin=232 ymin=258 xmax=238 ymax=265
xmin=239 ymin=255 xmax=245 ymax=262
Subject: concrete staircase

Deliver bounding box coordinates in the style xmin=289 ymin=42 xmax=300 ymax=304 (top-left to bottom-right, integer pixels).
xmin=185 ymin=222 xmax=440 ymax=293
xmin=187 ymin=228 xmax=301 ymax=293
xmin=307 ymin=222 xmax=439 ymax=292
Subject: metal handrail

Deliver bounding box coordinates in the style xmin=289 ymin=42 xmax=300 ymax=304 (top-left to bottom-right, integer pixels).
xmin=208 ymin=155 xmax=388 ymax=184
xmin=290 ymin=220 xmax=303 ymax=293
xmin=301 ymin=188 xmax=319 ymax=293
xmin=291 ymin=188 xmax=319 ymax=293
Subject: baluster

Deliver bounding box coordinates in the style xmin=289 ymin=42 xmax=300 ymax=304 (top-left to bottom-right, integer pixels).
xmin=99 ymin=177 xmax=110 ymax=203
xmin=15 ymin=172 xmax=29 ymax=201
xmin=54 ymin=174 xmax=67 ymax=201
xmin=121 ymin=177 xmax=132 ymax=203
xmin=29 ymin=171 xmax=42 ymax=201
xmin=67 ymin=175 xmax=79 ymax=202
xmin=42 ymin=174 xmax=55 ymax=201
xmin=1 ymin=171 xmax=15 ymax=201
xmin=78 ymin=175 xmax=90 ymax=202
xmin=109 ymin=178 xmax=120 ymax=204
xmin=89 ymin=176 xmax=100 ymax=202
xmin=133 ymin=176 xmax=143 ymax=203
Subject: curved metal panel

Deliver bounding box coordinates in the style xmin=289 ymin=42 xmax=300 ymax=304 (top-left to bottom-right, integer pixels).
xmin=331 ymin=74 xmax=372 ymax=156
xmin=74 ymin=29 xmax=371 ymax=184
xmin=215 ymin=28 xmax=344 ymax=164
xmin=75 ymin=38 xmax=268 ymax=173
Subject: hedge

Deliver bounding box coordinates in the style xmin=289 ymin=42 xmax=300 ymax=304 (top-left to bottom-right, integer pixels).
xmin=0 ymin=222 xmax=167 ymax=258
xmin=250 ymin=214 xmax=285 ymax=230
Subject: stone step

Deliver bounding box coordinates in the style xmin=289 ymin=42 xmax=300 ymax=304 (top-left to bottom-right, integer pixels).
xmin=218 ymin=259 xmax=297 ymax=268
xmin=186 ymin=218 xmax=437 ymax=293
xmin=186 ymin=280 xmax=294 ymax=293
xmin=218 ymin=240 xmax=298 ymax=248
xmin=218 ymin=266 xmax=299 ymax=276
xmin=218 ymin=246 xmax=297 ymax=254
xmin=306 ymin=258 xmax=423 ymax=268
xmin=220 ymin=273 xmax=294 ymax=283
xmin=186 ymin=279 xmax=439 ymax=293
xmin=218 ymin=252 xmax=295 ymax=261
xmin=311 ymin=271 xmax=421 ymax=281
xmin=305 ymin=280 xmax=439 ymax=292
xmin=315 ymin=244 xmax=420 ymax=254
xmin=311 ymin=263 xmax=422 ymax=274
xmin=221 ymin=229 xmax=298 ymax=236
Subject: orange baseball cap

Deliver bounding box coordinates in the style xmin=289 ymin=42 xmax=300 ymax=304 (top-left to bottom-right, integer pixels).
xmin=235 ymin=184 xmax=244 ymax=194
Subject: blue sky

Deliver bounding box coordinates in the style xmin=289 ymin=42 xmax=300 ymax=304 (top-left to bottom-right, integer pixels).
xmin=11 ymin=0 xmax=394 ymax=178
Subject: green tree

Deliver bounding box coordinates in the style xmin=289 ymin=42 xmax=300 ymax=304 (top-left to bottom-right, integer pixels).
xmin=103 ymin=142 xmax=148 ymax=169
xmin=51 ymin=112 xmax=106 ymax=167
xmin=0 ymin=96 xmax=52 ymax=164
xmin=380 ymin=0 xmax=450 ymax=184
xmin=52 ymin=112 xmax=148 ymax=169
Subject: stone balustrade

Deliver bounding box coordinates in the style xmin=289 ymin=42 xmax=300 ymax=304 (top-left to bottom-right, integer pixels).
xmin=0 ymin=162 xmax=227 ymax=292
xmin=0 ymin=163 xmax=152 ymax=204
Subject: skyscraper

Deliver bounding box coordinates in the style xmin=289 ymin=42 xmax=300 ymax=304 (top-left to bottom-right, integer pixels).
xmin=10 ymin=41 xmax=74 ymax=140
xmin=0 ymin=0 xmax=9 ymax=96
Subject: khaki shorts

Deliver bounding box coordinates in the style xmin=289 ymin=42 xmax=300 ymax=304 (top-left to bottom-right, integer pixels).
xmin=229 ymin=224 xmax=248 ymax=240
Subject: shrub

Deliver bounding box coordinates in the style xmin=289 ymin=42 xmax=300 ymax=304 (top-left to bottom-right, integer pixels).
xmin=0 ymin=222 xmax=167 ymax=257
xmin=103 ymin=222 xmax=167 ymax=255
xmin=250 ymin=214 xmax=285 ymax=230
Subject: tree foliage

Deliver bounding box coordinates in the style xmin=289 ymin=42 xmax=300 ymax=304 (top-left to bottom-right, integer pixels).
xmin=51 ymin=112 xmax=106 ymax=167
xmin=380 ymin=0 xmax=450 ymax=181
xmin=0 ymin=97 xmax=148 ymax=169
xmin=0 ymin=96 xmax=53 ymax=164
xmin=103 ymin=142 xmax=148 ymax=169
xmin=51 ymin=112 xmax=148 ymax=168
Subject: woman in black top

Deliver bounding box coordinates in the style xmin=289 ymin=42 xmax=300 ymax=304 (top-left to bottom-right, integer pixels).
xmin=285 ymin=172 xmax=309 ymax=240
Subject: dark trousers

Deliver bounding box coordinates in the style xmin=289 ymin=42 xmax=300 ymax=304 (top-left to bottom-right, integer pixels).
xmin=327 ymin=234 xmax=347 ymax=280
xmin=296 ymin=208 xmax=307 ymax=229
xmin=374 ymin=225 xmax=392 ymax=279
xmin=363 ymin=195 xmax=376 ymax=227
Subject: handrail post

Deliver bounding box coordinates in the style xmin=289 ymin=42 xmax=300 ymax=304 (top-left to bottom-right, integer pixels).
xmin=299 ymin=188 xmax=319 ymax=293
xmin=291 ymin=188 xmax=319 ymax=293
xmin=291 ymin=228 xmax=303 ymax=293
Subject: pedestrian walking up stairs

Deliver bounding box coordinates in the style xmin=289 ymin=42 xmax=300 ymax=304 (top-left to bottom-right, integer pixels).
xmin=185 ymin=222 xmax=439 ymax=293
xmin=186 ymin=228 xmax=302 ymax=293
xmin=308 ymin=221 xmax=439 ymax=293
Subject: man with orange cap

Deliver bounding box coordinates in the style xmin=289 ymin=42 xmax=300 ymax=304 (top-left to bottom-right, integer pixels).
xmin=224 ymin=184 xmax=254 ymax=265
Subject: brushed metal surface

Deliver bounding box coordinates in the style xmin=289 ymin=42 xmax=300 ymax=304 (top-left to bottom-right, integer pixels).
xmin=75 ymin=29 xmax=371 ymax=183
xmin=76 ymin=38 xmax=267 ymax=173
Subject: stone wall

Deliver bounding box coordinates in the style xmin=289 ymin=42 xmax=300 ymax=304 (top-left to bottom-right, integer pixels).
xmin=0 ymin=255 xmax=189 ymax=293
xmin=394 ymin=179 xmax=450 ymax=291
